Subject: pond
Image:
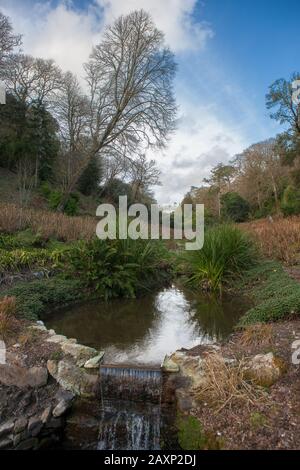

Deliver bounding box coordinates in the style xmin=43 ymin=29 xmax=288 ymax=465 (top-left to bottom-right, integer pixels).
xmin=45 ymin=285 xmax=250 ymax=450
xmin=45 ymin=284 xmax=249 ymax=366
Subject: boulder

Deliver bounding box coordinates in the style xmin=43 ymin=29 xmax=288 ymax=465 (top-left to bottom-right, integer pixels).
xmin=244 ymin=352 xmax=287 ymax=387
xmin=46 ymin=334 xmax=67 ymax=344
xmin=15 ymin=437 xmax=38 ymax=450
xmin=41 ymin=406 xmax=53 ymax=424
xmin=0 ymin=438 xmax=12 ymax=450
xmin=0 ymin=364 xmax=48 ymax=388
xmin=28 ymin=415 xmax=43 ymax=437
xmin=52 ymin=399 xmax=72 ymax=418
xmin=161 ymin=355 xmax=180 ymax=373
xmin=14 ymin=417 xmax=28 ymax=434
xmin=0 ymin=420 xmax=14 ymax=438
xmin=61 ymin=342 xmax=98 ymax=365
xmin=84 ymin=352 xmax=105 ymax=369
xmin=47 ymin=359 xmax=98 ymax=397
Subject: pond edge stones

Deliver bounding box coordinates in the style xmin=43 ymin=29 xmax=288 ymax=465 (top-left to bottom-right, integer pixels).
xmin=31 ymin=320 xmax=105 ymax=397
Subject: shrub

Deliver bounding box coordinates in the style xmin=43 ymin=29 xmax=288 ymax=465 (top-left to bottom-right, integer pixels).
xmin=195 ymin=352 xmax=268 ymax=412
xmin=0 ymin=296 xmax=20 ymax=339
xmin=186 ymin=225 xmax=257 ymax=292
xmin=221 ymin=192 xmax=250 ymax=222
xmin=241 ymin=216 xmax=300 ymax=264
xmin=62 ymin=238 xmax=171 ymax=300
xmin=1 ymin=278 xmax=83 ymax=320
xmin=281 ymin=185 xmax=300 ymax=216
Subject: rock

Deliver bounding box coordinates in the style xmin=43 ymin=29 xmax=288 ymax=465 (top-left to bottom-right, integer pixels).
xmin=36 ymin=320 xmax=45 ymax=326
xmin=48 ymin=329 xmax=56 ymax=336
xmin=47 ymin=360 xmax=58 ymax=376
xmin=0 ymin=420 xmax=14 ymax=438
xmin=15 ymin=437 xmax=38 ymax=450
xmin=14 ymin=417 xmax=27 ymax=433
xmin=13 ymin=430 xmax=28 ymax=447
xmin=46 ymin=334 xmax=67 ymax=344
xmin=84 ymin=352 xmax=105 ymax=369
xmin=41 ymin=406 xmax=53 ymax=424
xmin=46 ymin=417 xmax=63 ymax=429
xmin=55 ymin=389 xmax=75 ymax=402
xmin=47 ymin=359 xmax=98 ymax=397
xmin=28 ymin=416 xmax=43 ymax=437
xmin=61 ymin=342 xmax=98 ymax=364
xmin=244 ymin=352 xmax=287 ymax=387
xmin=0 ymin=364 xmax=48 ymax=388
xmin=29 ymin=324 xmax=47 ymax=332
xmin=0 ymin=437 xmax=12 ymax=449
xmin=52 ymin=399 xmax=72 ymax=417
xmin=161 ymin=355 xmax=180 ymax=373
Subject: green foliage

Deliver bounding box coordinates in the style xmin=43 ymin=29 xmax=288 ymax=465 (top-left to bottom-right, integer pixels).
xmin=48 ymin=190 xmax=79 ymax=216
xmin=0 ymin=246 xmax=67 ymax=272
xmin=221 ymin=192 xmax=249 ymax=222
xmin=177 ymin=416 xmax=206 ymax=450
xmin=0 ymin=94 xmax=59 ymax=179
xmin=185 ymin=225 xmax=257 ymax=292
xmin=1 ymin=278 xmax=83 ymax=320
xmin=281 ymin=185 xmax=300 ymax=216
xmin=239 ymin=261 xmax=300 ymax=325
xmin=78 ymin=157 xmax=102 ymax=196
xmin=61 ymin=238 xmax=171 ymax=300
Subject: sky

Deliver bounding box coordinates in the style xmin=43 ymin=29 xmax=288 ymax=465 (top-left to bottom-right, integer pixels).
xmin=0 ymin=0 xmax=299 ymax=204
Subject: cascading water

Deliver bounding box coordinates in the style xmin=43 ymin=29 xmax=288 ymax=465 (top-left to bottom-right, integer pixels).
xmin=98 ymin=364 xmax=163 ymax=450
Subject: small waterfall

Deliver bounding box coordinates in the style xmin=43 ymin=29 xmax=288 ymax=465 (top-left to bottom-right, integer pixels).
xmin=98 ymin=364 xmax=163 ymax=450
xmin=100 ymin=364 xmax=163 ymax=403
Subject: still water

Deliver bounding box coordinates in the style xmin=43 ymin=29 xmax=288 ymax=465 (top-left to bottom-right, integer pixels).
xmin=45 ymin=285 xmax=249 ymax=366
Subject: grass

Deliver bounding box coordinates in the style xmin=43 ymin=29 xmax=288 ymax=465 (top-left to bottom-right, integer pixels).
xmin=0 ymin=202 xmax=96 ymax=241
xmin=242 ymin=216 xmax=300 ymax=264
xmin=195 ymin=352 xmax=269 ymax=413
xmin=239 ymin=260 xmax=300 ymax=325
xmin=185 ymin=225 xmax=257 ymax=293
xmin=239 ymin=323 xmax=274 ymax=348
xmin=0 ymin=296 xmax=21 ymax=339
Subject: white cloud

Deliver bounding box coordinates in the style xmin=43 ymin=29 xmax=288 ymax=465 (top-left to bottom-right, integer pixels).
xmin=152 ymin=102 xmax=248 ymax=204
xmin=1 ymin=0 xmax=250 ymax=204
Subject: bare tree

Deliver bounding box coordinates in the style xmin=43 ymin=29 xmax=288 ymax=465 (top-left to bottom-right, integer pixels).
xmin=0 ymin=11 xmax=21 ymax=69
xmin=3 ymin=54 xmax=61 ymax=106
xmin=52 ymin=71 xmax=91 ymax=206
xmin=129 ymin=154 xmax=161 ymax=201
xmin=85 ymin=9 xmax=177 ymax=162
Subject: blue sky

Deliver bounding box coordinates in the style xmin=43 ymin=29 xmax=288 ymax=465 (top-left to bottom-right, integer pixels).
xmin=1 ymin=0 xmax=299 ymax=203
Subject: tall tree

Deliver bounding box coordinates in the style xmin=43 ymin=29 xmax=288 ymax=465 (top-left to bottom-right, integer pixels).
xmin=85 ymin=10 xmax=177 ymax=162
xmin=204 ymin=163 xmax=236 ymax=217
xmin=0 ymin=11 xmax=21 ymax=69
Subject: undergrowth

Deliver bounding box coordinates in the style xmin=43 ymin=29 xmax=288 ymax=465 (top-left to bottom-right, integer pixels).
xmin=239 ymin=260 xmax=300 ymax=325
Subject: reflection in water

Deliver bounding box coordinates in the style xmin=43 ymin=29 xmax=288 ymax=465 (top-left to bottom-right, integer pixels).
xmin=45 ymin=285 xmax=249 ymax=365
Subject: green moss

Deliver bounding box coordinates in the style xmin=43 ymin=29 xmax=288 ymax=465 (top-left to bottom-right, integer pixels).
xmin=239 ymin=260 xmax=300 ymax=325
xmin=249 ymin=412 xmax=268 ymax=429
xmin=177 ymin=416 xmax=206 ymax=450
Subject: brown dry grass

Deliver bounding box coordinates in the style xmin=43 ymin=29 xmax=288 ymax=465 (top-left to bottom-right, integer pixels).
xmin=241 ymin=216 xmax=300 ymax=264
xmin=0 ymin=296 xmax=20 ymax=340
xmin=195 ymin=352 xmax=269 ymax=414
xmin=239 ymin=323 xmax=274 ymax=349
xmin=0 ymin=202 xmax=96 ymax=241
